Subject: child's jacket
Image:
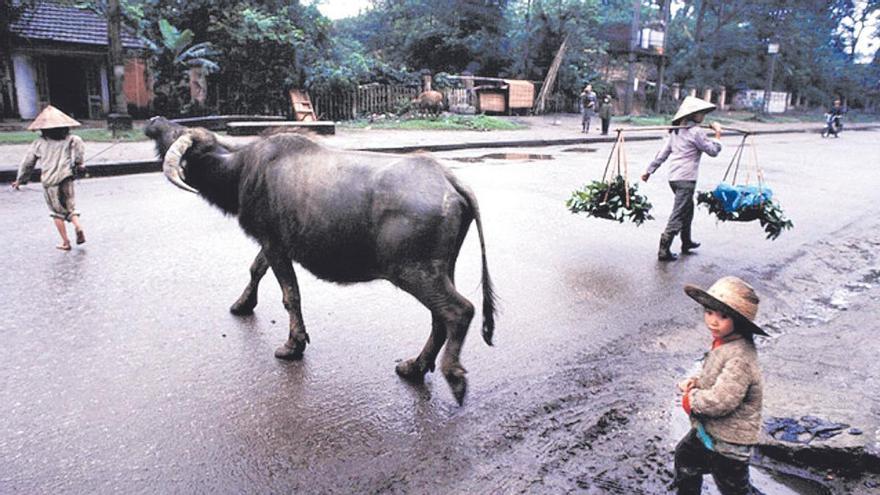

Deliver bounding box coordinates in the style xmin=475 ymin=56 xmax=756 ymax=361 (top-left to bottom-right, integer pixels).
xmin=687 ymin=338 xmax=763 ymax=445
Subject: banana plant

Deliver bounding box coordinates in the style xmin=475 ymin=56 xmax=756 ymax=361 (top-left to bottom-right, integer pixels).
xmin=158 ymin=19 xmax=219 ymax=74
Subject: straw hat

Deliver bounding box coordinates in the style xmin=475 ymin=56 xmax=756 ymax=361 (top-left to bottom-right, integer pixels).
xmin=684 ymin=276 xmax=768 ymax=336
xmin=27 ymin=105 xmax=81 ymax=131
xmin=672 ymin=96 xmax=716 ymax=124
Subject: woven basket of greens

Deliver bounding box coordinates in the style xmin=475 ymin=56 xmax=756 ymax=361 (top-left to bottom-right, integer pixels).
xmin=697 ymin=134 xmax=794 ymax=240
xmin=567 ymin=175 xmax=654 ymax=226
xmin=567 ymin=132 xmax=653 ymax=226
xmin=697 ymin=183 xmax=793 ymax=240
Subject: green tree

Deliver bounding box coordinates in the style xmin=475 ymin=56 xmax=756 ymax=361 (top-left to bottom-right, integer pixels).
xmin=342 ymin=0 xmax=513 ymax=75
xmin=509 ymin=0 xmax=602 ymax=95
xmin=131 ymin=0 xmax=336 ymax=115
xmin=664 ymin=0 xmax=875 ymax=108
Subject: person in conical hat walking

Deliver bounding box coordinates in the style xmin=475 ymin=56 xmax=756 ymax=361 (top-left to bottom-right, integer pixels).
xmin=641 ymin=96 xmax=723 ymax=261
xmin=11 ymin=105 xmax=87 ymax=250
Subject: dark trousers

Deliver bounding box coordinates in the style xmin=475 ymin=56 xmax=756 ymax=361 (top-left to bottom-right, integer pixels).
xmin=601 ymin=117 xmax=610 ymax=135
xmin=582 ymin=110 xmax=593 ymax=132
xmin=674 ymin=429 xmax=756 ymax=495
xmin=664 ymin=180 xmax=696 ymax=241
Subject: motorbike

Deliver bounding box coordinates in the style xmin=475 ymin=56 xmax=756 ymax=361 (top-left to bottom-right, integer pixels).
xmin=821 ymin=112 xmax=843 ymax=138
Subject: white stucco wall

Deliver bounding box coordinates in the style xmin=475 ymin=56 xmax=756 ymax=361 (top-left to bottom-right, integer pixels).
xmin=12 ymin=54 xmax=38 ymax=119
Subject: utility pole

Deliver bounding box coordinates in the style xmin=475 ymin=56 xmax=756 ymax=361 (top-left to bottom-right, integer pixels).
xmin=523 ymin=0 xmax=531 ymax=78
xmin=107 ymin=0 xmax=131 ymax=132
xmin=654 ymin=0 xmax=669 ymax=113
xmin=624 ymin=0 xmax=641 ymax=115
xmin=762 ymin=42 xmax=779 ymax=114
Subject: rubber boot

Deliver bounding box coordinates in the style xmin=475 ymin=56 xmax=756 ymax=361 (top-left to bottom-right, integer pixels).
xmin=681 ymin=228 xmax=700 ymax=254
xmin=658 ymin=233 xmax=678 ymax=261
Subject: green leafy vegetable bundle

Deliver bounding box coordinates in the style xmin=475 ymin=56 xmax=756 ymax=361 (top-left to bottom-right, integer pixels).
xmin=566 ymin=175 xmax=654 ymax=226
xmin=696 ymin=190 xmax=793 ymax=240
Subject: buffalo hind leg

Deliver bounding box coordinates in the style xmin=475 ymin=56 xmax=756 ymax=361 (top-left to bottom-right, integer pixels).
xmin=394 ymin=263 xmax=475 ymax=404
xmin=395 ymin=314 xmax=446 ymax=382
xmin=230 ymin=249 xmax=269 ymax=315
xmin=262 ymin=246 xmax=310 ymax=360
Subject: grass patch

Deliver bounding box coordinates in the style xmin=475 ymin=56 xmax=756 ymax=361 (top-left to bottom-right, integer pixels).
xmin=0 ymin=128 xmax=147 ymax=145
xmin=343 ymin=114 xmax=526 ymax=131
xmin=612 ymin=113 xmax=743 ymax=127
xmin=613 ymin=114 xmax=671 ymax=126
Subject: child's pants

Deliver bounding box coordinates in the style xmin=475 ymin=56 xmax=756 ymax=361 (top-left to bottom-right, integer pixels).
xmin=43 ymin=177 xmax=79 ymax=221
xmin=674 ymin=428 xmax=756 ymax=495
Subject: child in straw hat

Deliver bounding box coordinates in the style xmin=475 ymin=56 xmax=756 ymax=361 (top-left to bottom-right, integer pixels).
xmin=641 ymin=96 xmax=723 ymax=262
xmin=674 ymin=276 xmax=768 ymax=495
xmin=11 ymin=105 xmax=87 ymax=250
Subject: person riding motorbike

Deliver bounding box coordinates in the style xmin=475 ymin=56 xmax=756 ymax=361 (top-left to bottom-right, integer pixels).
xmin=822 ymin=99 xmax=844 ymax=138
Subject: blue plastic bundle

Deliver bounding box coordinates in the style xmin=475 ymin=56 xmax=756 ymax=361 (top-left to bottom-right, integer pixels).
xmin=697 ymin=182 xmax=793 ymax=239
xmin=696 ymin=134 xmax=793 ymax=240
xmin=711 ymin=183 xmax=772 ymax=213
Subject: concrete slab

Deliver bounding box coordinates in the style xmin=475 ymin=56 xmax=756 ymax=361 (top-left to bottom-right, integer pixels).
xmin=226 ymin=121 xmax=336 ymax=136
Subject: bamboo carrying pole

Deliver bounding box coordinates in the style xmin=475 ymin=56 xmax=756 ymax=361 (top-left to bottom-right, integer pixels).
xmin=612 ymin=124 xmax=752 ymax=135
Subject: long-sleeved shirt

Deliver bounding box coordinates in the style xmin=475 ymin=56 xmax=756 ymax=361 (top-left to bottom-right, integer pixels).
xmin=579 ymin=91 xmax=597 ymax=114
xmin=645 ymin=125 xmax=721 ymax=181
xmin=17 ymin=135 xmax=85 ymax=187
xmin=683 ymin=337 xmax=763 ymax=446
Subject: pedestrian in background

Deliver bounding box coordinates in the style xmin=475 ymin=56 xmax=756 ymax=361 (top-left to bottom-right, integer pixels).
xmin=578 ymin=84 xmax=597 ymax=133
xmin=12 ymin=105 xmax=87 ymax=251
xmin=641 ymin=96 xmax=722 ymax=261
xmin=598 ymin=95 xmax=613 ymax=135
xmin=674 ymin=276 xmax=767 ymax=495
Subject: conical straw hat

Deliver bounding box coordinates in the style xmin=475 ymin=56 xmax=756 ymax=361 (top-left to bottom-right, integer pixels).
xmin=27 ymin=105 xmax=81 ymax=131
xmin=672 ymin=96 xmax=716 ymax=124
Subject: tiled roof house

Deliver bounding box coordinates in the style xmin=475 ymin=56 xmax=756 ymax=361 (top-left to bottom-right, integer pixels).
xmin=2 ymin=0 xmax=152 ymax=120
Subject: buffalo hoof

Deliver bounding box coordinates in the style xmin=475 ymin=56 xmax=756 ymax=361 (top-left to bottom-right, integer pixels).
xmin=229 ymin=298 xmax=256 ymax=315
xmin=274 ymin=341 xmax=306 ymax=361
xmin=229 ymin=304 xmax=254 ymax=316
xmin=395 ymin=358 xmax=429 ymax=383
xmin=443 ymin=366 xmax=468 ymax=406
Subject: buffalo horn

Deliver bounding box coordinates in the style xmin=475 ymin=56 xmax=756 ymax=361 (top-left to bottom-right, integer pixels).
xmin=162 ymin=134 xmax=199 ymax=194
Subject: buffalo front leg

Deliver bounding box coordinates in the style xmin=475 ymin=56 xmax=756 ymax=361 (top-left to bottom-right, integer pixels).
xmin=230 ymin=249 xmax=269 ymax=315
xmin=262 ymin=246 xmax=310 ymax=360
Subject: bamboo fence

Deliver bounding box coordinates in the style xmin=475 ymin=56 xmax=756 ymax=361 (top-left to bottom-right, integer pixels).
xmin=309 ymin=83 xmax=575 ymax=120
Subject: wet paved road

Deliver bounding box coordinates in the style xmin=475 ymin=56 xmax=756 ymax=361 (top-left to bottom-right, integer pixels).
xmin=1 ymin=131 xmax=878 ymax=493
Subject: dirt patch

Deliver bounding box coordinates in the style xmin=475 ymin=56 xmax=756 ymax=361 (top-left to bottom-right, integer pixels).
xmin=465 ymin=219 xmax=880 ymax=494
xmin=450 ymin=153 xmax=554 ymax=163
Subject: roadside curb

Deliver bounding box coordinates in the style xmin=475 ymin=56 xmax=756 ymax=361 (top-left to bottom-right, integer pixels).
xmin=758 ymin=441 xmax=880 ymax=477
xmin=3 ymin=124 xmax=878 ymax=183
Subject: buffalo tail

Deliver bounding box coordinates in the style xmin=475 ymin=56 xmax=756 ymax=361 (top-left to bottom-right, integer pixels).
xmin=447 ymin=171 xmax=497 ymax=346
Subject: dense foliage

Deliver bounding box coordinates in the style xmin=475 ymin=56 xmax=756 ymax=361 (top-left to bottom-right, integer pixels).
xmin=123 ymin=0 xmax=337 ymax=115
xmin=94 ymin=0 xmax=880 ymax=116
xmin=666 ymin=0 xmax=880 ymax=109
xmin=566 ymin=175 xmax=654 ymax=225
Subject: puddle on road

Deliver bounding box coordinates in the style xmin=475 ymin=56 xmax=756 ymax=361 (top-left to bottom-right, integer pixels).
xmin=561 ymin=147 xmax=598 ymax=153
xmin=450 ymin=152 xmax=554 ymax=163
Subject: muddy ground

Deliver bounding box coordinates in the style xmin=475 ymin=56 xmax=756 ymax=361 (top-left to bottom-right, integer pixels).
xmin=3 ymin=132 xmax=879 ymax=494
xmin=465 ymin=217 xmax=880 ymax=494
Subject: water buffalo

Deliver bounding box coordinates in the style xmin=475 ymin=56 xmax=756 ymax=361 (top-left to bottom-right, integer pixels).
xmin=417 ymin=90 xmax=444 ymax=114
xmin=144 ymin=117 xmax=496 ymax=404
